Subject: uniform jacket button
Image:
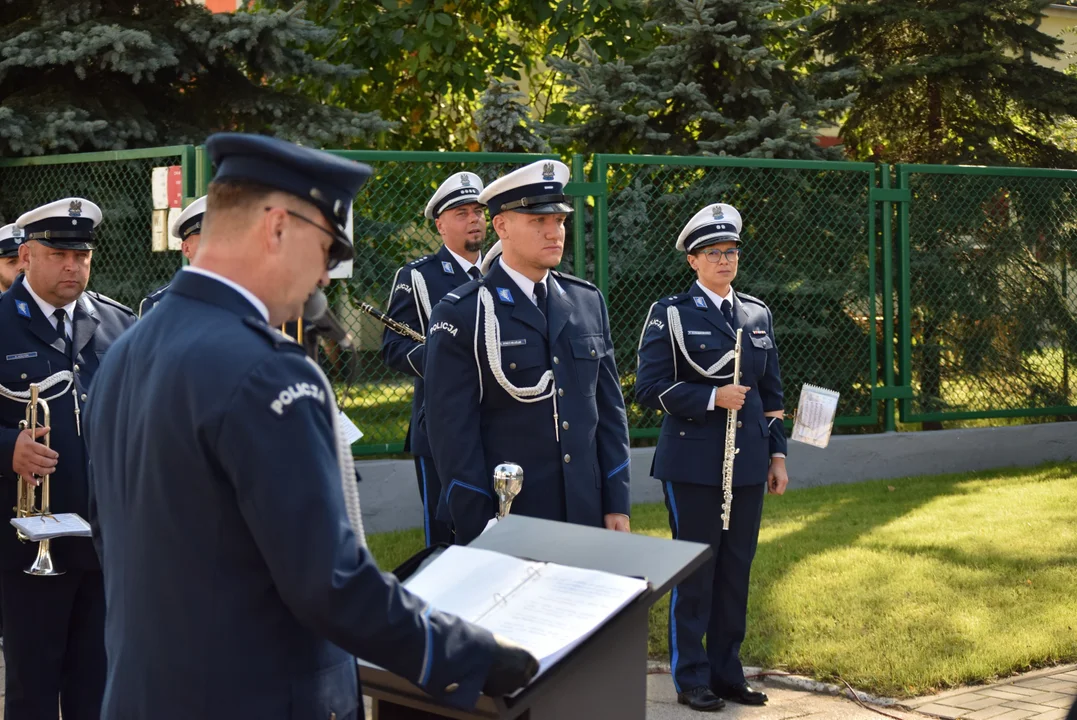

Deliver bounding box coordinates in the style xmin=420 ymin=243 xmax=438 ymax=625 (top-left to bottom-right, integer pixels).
xmin=444 ymin=683 xmax=460 ymax=693
xmin=20 ymin=373 xmax=27 ymax=380
xmin=509 ymin=362 xmax=517 ymax=370
xmin=73 ymin=364 xmax=80 ymax=372
xmin=562 ymin=421 xmax=569 ymax=430
xmin=81 ymin=394 xmax=88 ymax=401
xmin=558 ymin=388 xmax=564 ymax=397
xmin=700 ymin=344 xmax=706 ymax=350
xmin=564 ymin=454 xmax=571 ymax=463
xmin=679 ymin=431 xmax=685 ymax=437
xmin=590 ymin=349 xmax=596 ymax=357
xmin=737 ymin=421 xmax=743 ymax=428
xmin=553 ymin=356 xmax=560 ymax=364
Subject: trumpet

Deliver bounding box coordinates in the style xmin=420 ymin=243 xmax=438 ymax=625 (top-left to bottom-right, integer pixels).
xmin=357 ymin=302 xmax=426 ymax=343
xmin=15 ymin=383 xmax=63 ymax=576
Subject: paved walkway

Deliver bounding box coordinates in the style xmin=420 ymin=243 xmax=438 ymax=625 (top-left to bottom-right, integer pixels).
xmin=902 ymin=665 xmax=1077 ymax=720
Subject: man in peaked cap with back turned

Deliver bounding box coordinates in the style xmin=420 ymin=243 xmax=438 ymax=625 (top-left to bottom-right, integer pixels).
xmin=381 ymin=171 xmax=487 ymax=547
xmin=137 ymin=195 xmax=207 ymax=317
xmin=423 ymin=160 xmax=633 ymax=545
xmin=83 ymin=134 xmax=537 ymax=720
xmin=0 ymin=197 xmax=137 ymax=720
xmin=0 ymin=223 xmax=28 ymax=294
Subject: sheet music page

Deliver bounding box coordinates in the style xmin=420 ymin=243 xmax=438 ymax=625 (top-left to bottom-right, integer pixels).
xmin=337 ymin=411 xmax=364 ymax=444
xmin=791 ymin=384 xmax=840 ymax=448
xmin=479 ymin=563 xmax=648 ymax=678
xmin=403 ymin=546 xmax=542 ymax=622
xmin=11 ymin=513 xmax=92 ymax=541
xmin=403 ymin=545 xmax=647 ymax=682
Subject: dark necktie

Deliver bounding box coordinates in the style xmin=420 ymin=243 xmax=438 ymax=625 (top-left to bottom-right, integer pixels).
xmin=467 ymin=266 xmax=482 ymax=281
xmin=534 ymin=282 xmax=548 ymax=319
xmin=720 ymin=299 xmax=734 ymax=329
xmin=54 ymin=308 xmax=69 ymax=354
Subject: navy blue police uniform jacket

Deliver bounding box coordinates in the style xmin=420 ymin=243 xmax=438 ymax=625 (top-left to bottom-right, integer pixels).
xmin=83 ymin=269 xmax=498 ymax=720
xmin=0 ymin=274 xmax=135 ymax=571
xmin=635 ymin=285 xmax=783 ymax=487
xmin=423 ymin=261 xmax=632 ymax=544
xmin=137 ymin=282 xmax=168 ymax=317
xmin=381 ymin=245 xmax=475 ymax=457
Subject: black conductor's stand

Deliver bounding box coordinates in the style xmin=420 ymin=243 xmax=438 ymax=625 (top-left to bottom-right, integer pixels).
xmin=360 ymin=515 xmax=711 ymax=720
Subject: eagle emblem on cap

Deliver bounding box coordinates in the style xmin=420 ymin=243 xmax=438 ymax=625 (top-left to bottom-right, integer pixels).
xmin=711 ymin=205 xmax=724 ymax=220
xmin=69 ymin=200 xmax=83 ymax=217
xmin=460 ymin=174 xmax=472 ymax=187
xmin=542 ymin=162 xmax=555 ymax=181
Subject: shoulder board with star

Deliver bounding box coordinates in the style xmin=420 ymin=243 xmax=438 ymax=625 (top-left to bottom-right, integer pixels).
xmin=551 ymin=270 xmax=596 ymax=291
xmin=441 ymin=279 xmax=482 ymax=304
xmin=656 ymin=293 xmax=693 ymax=307
xmin=242 ymin=318 xmax=306 ymax=354
xmin=735 ymin=291 xmax=768 ymax=309
xmin=85 ymin=290 xmax=137 ymax=318
xmin=406 ymin=254 xmax=435 ymax=268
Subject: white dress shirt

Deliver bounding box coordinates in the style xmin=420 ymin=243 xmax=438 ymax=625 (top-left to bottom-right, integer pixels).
xmin=499 ymin=257 xmax=548 ymax=307
xmin=23 ymin=279 xmax=77 ymax=337
xmin=445 ymin=247 xmax=483 ymax=277
xmin=183 ymin=266 xmax=270 ymax=323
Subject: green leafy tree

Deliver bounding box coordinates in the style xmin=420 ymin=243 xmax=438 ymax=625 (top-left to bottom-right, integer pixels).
xmin=546 ymin=0 xmax=850 ymax=159
xmin=475 ymin=78 xmax=550 ymax=153
xmin=809 ymin=0 xmax=1077 ymax=425
xmin=0 ymin=0 xmax=391 ymax=156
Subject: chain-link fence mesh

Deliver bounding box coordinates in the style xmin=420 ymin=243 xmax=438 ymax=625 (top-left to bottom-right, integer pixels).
xmin=598 ymin=157 xmax=881 ymax=437
xmin=2 ymin=147 xmax=1074 ymax=455
xmin=899 ymin=167 xmax=1077 ymax=421
xmin=0 ymin=149 xmax=192 ymax=311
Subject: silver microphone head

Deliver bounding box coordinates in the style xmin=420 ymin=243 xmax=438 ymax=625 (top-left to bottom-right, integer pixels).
xmin=493 ymin=463 xmax=524 ymax=520
xmin=303 ymin=288 xmax=329 ymax=321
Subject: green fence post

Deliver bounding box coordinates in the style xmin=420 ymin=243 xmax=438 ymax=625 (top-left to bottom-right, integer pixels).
xmin=571 ymin=154 xmax=587 ymax=279
xmin=880 ymin=165 xmax=896 ymax=432
xmin=592 ymin=155 xmax=609 ymax=296
xmin=895 ymin=165 xmax=913 ymax=424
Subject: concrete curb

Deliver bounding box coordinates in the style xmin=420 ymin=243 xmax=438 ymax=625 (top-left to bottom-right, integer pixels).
xmin=645 ymin=661 xmax=900 ymax=707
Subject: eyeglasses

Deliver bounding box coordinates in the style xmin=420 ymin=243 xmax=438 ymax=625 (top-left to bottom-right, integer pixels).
xmin=700 ymin=247 xmax=742 ymax=263
xmin=265 ymin=207 xmax=340 ymax=270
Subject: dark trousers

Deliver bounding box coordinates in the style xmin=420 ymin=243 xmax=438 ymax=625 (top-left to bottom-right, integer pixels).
xmin=2 ymin=568 xmax=106 ymax=720
xmin=664 ymin=481 xmax=766 ymax=693
xmin=414 ymin=456 xmax=452 ymax=547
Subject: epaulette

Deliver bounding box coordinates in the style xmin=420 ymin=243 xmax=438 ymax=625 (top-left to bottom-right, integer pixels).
xmin=657 ymin=292 xmax=692 ymax=306
xmin=551 ymin=270 xmax=596 ymax=290
xmin=407 ymin=254 xmax=435 ymax=268
xmin=242 ymin=317 xmax=305 ymax=353
xmin=736 ymin=291 xmax=767 ymax=308
xmin=441 ymin=278 xmax=482 ymax=304
xmin=85 ymin=290 xmax=137 ymax=317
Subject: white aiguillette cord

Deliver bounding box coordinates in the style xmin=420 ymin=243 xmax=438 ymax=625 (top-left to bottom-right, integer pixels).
xmin=0 ymin=370 xmax=80 ymax=435
xmin=475 ymin=286 xmax=560 ymax=441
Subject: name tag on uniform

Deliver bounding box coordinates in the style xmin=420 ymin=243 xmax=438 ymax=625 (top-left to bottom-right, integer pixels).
xmin=6 ymin=352 xmax=37 ymax=361
xmin=500 ymin=339 xmax=527 ymax=347
xmin=752 ymin=329 xmax=767 ymax=336
xmin=441 ymin=261 xmax=455 ymax=275
xmin=693 ymin=296 xmax=707 ymax=309
xmin=686 ymin=330 xmax=711 ymax=336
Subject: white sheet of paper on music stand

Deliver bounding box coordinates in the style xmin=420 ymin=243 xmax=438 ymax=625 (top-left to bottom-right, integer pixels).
xmin=11 ymin=513 xmax=92 ymax=541
xmin=337 ymin=411 xmax=364 ymax=444
xmin=403 ymin=545 xmax=647 ymax=682
xmin=791 ymin=384 xmax=840 ymax=448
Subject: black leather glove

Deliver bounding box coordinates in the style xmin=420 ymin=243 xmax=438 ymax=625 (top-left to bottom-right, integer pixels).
xmin=482 ymin=634 xmax=539 ymax=696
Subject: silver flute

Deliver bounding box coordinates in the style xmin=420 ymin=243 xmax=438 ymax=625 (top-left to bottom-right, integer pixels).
xmin=721 ymin=329 xmax=743 ymax=531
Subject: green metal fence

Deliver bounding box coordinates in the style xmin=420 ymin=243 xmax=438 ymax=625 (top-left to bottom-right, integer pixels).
xmin=1 ymin=146 xmax=1074 ymax=455
xmin=895 ymin=164 xmax=1077 ymax=424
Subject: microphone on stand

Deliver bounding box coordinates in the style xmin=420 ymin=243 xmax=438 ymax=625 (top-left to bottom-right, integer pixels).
xmin=303 ymin=289 xmax=354 ymax=351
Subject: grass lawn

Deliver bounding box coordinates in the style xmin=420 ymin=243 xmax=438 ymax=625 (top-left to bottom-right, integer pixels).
xmin=365 ymin=461 xmax=1077 ymax=698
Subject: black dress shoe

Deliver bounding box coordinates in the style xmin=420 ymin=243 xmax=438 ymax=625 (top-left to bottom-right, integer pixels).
xmin=677 ymin=686 xmax=726 ymax=712
xmin=715 ymin=682 xmax=768 ymax=705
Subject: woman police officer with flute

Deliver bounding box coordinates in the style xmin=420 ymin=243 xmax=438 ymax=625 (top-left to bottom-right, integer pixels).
xmin=635 ymin=202 xmax=789 ymax=713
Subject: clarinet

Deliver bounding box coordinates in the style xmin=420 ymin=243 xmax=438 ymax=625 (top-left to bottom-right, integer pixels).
xmin=721 ymin=328 xmax=743 ymax=531
xmin=357 ymin=302 xmax=426 ymax=344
